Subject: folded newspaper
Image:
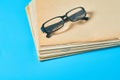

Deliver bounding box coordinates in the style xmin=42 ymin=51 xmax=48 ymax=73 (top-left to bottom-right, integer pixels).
xmin=26 ymin=0 xmax=120 ymax=61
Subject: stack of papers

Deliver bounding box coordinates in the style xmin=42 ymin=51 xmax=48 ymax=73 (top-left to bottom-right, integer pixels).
xmin=26 ymin=0 xmax=120 ymax=61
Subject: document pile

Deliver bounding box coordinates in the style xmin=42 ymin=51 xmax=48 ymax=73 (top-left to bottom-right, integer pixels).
xmin=26 ymin=0 xmax=120 ymax=61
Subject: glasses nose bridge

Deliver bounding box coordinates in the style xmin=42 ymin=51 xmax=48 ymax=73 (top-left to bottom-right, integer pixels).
xmin=61 ymin=15 xmax=67 ymax=19
xmin=61 ymin=15 xmax=69 ymax=22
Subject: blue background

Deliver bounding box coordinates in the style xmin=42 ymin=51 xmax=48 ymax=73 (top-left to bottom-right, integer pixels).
xmin=0 ymin=0 xmax=120 ymax=80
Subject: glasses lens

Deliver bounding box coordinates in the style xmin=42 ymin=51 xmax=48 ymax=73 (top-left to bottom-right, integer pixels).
xmin=67 ymin=7 xmax=86 ymax=21
xmin=44 ymin=17 xmax=64 ymax=33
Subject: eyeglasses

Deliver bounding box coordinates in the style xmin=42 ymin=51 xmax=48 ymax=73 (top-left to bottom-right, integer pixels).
xmin=41 ymin=7 xmax=89 ymax=38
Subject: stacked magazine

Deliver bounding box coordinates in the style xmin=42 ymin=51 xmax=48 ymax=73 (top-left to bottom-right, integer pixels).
xmin=26 ymin=0 xmax=120 ymax=61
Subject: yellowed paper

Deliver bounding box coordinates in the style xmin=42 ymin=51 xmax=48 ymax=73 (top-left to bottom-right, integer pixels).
xmin=26 ymin=0 xmax=120 ymax=61
xmin=35 ymin=0 xmax=120 ymax=46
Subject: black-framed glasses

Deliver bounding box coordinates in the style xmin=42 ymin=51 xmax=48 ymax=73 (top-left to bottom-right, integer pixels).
xmin=41 ymin=7 xmax=89 ymax=38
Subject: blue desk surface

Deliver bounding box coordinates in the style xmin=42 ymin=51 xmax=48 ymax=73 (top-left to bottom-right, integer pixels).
xmin=0 ymin=0 xmax=120 ymax=80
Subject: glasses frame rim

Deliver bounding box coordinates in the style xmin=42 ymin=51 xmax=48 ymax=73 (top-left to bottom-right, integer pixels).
xmin=66 ymin=7 xmax=87 ymax=22
xmin=41 ymin=7 xmax=87 ymax=38
xmin=42 ymin=16 xmax=64 ymax=33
